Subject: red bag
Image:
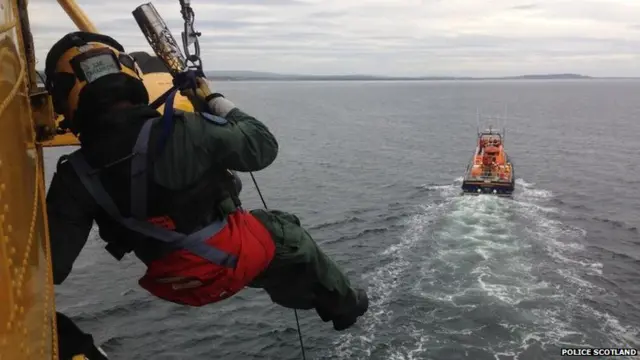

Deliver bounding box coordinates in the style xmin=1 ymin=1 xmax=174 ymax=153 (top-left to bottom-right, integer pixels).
xmin=138 ymin=210 xmax=275 ymax=306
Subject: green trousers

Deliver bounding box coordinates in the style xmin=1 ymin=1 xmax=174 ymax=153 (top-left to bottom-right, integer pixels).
xmin=248 ymin=209 xmax=359 ymax=319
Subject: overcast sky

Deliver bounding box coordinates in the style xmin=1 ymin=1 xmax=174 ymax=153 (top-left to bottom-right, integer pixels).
xmin=29 ymin=0 xmax=640 ymax=77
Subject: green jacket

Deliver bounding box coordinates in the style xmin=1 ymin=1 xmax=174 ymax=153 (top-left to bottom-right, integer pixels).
xmin=46 ymin=104 xmax=279 ymax=284
xmin=151 ymin=107 xmax=278 ymax=189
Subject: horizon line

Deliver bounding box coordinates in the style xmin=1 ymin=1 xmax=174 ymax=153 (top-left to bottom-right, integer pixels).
xmin=34 ymin=69 xmax=640 ymax=80
xmin=202 ymin=71 xmax=640 ymax=80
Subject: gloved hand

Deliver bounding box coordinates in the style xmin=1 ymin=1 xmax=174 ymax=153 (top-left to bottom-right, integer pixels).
xmin=180 ymin=77 xmax=236 ymax=117
xmin=180 ymin=76 xmax=214 ymax=114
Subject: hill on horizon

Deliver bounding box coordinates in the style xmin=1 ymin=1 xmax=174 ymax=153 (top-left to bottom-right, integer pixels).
xmin=34 ymin=53 xmax=640 ymax=81
xmin=203 ymin=71 xmax=595 ymax=81
xmin=38 ymin=59 xmax=640 ymax=83
xmin=35 ymin=54 xmax=623 ymax=81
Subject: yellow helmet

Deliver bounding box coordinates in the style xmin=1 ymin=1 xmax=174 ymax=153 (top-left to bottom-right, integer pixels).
xmin=44 ymin=32 xmax=148 ymax=130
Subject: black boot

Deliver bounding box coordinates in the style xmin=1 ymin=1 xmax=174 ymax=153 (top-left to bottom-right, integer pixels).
xmin=332 ymin=288 xmax=369 ymax=331
xmin=315 ymin=306 xmax=333 ymax=322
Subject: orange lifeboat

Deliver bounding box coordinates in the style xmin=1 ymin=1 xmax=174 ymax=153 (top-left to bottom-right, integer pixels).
xmin=462 ymin=126 xmax=515 ymax=195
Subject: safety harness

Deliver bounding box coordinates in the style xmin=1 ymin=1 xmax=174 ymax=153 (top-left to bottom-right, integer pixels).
xmin=66 ymin=117 xmax=238 ymax=269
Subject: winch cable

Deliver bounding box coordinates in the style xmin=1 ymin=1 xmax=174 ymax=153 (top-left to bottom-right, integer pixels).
xmin=172 ymin=2 xmax=309 ymax=359
xmin=147 ymin=71 xmax=309 ymax=360
xmin=248 ymin=172 xmax=307 ymax=360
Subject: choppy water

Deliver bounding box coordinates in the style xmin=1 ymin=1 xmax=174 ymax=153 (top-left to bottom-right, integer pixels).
xmin=44 ymin=80 xmax=640 ymax=360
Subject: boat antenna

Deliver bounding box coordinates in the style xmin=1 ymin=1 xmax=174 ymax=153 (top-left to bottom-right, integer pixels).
xmin=503 ymin=104 xmax=508 ymax=142
xmin=476 ymin=108 xmax=480 ymax=136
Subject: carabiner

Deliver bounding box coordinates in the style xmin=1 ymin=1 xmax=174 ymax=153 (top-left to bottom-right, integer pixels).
xmin=179 ymin=0 xmax=202 ymax=70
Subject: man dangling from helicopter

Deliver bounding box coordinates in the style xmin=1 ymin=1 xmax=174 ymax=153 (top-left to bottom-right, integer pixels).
xmin=44 ymin=31 xmax=368 ymax=334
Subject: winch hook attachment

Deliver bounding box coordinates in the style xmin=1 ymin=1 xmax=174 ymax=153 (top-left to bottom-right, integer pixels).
xmin=179 ymin=0 xmax=202 ymax=70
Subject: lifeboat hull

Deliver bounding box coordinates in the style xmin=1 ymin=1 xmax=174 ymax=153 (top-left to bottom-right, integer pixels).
xmin=461 ymin=178 xmax=515 ymax=196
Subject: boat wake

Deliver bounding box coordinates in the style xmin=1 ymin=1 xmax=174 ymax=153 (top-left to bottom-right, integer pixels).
xmin=327 ymin=178 xmax=640 ymax=360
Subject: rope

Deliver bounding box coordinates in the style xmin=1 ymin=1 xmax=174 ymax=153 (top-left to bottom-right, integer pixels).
xmin=249 ymin=172 xmax=307 ymax=360
xmin=155 ymin=49 xmax=308 ymax=360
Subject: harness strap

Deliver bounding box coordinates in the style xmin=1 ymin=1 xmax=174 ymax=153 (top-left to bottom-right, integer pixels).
xmin=130 ymin=118 xmax=154 ymax=219
xmin=67 ymin=119 xmax=238 ymax=268
xmin=156 ymin=89 xmax=178 ymax=154
xmin=132 ymin=91 xmax=177 ymax=219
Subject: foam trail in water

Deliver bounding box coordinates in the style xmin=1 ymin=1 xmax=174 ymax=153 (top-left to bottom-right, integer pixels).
xmin=332 ymin=200 xmax=452 ymax=359
xmin=329 ymin=180 xmax=461 ymax=359
xmin=330 ymin=178 xmax=638 ymax=360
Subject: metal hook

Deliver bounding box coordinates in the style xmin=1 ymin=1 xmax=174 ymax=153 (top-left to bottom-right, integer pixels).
xmin=179 ymin=0 xmax=202 ymax=70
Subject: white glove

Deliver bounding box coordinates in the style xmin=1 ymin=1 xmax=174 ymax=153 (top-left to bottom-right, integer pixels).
xmin=181 ymin=77 xmax=236 ymax=117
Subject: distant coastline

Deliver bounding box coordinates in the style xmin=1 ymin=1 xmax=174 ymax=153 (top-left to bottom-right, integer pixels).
xmin=35 ymin=69 xmax=639 ymax=82
xmin=203 ymin=72 xmax=640 ymax=81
